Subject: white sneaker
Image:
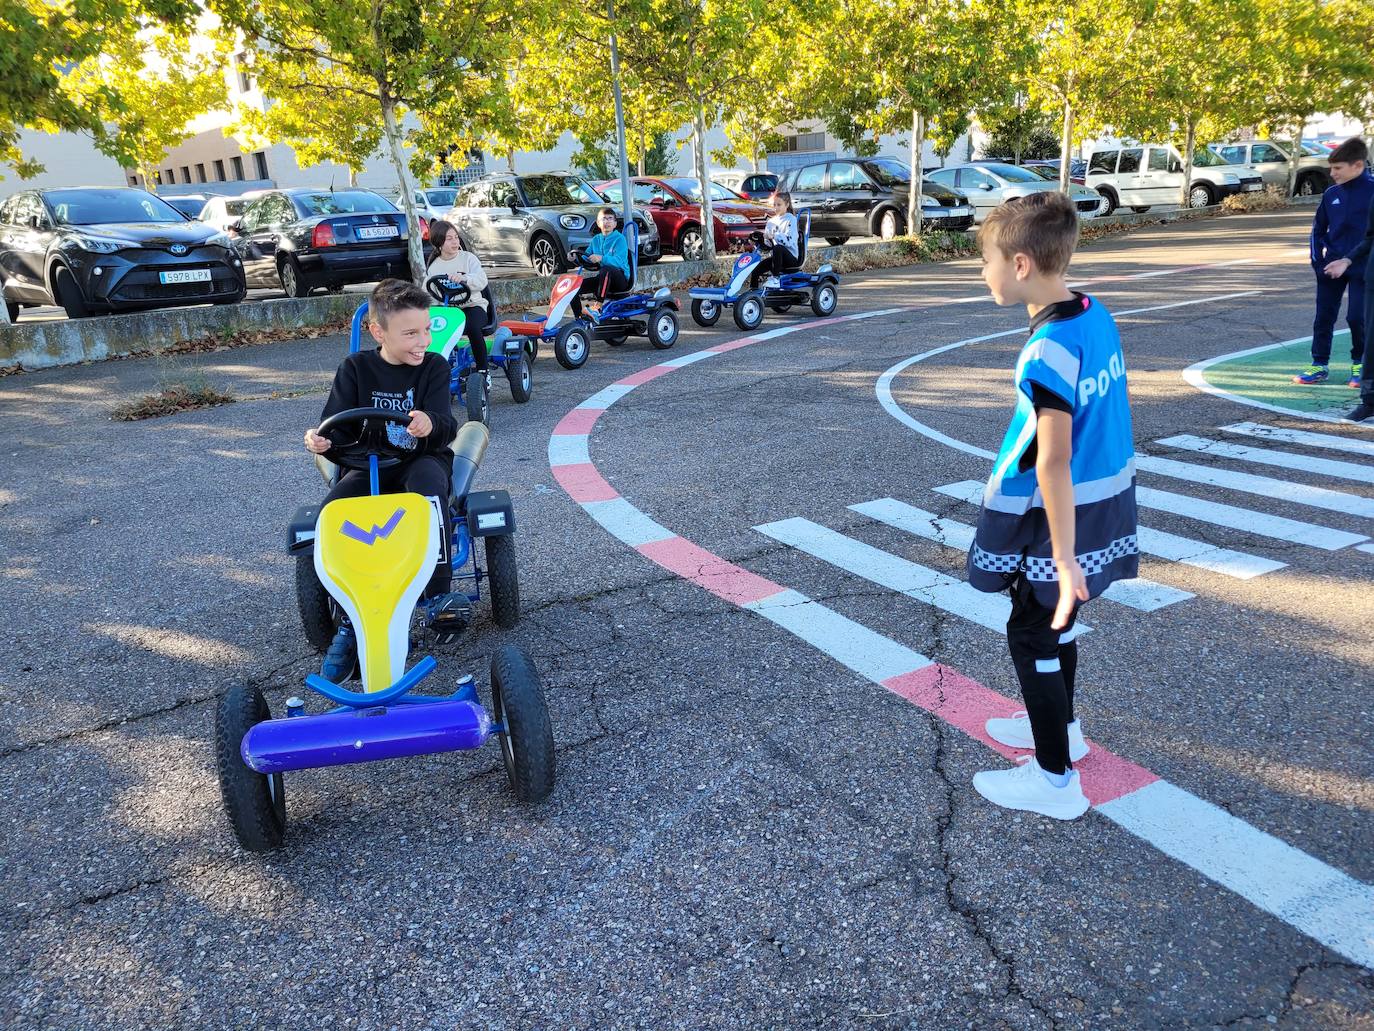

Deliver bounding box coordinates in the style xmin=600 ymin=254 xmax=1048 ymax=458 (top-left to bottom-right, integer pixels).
xmin=972 ymin=755 xmax=1089 ymax=821
xmin=764 ymin=276 xmax=781 ymax=289
xmin=985 ymin=710 xmax=1089 ymax=762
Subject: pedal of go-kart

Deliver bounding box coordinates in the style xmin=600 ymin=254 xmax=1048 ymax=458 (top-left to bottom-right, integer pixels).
xmin=314 ymin=492 xmax=440 ymax=694
xmin=425 ymin=594 xmax=474 ymax=645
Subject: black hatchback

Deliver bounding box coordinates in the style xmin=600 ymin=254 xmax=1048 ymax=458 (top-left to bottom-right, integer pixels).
xmin=0 ymin=187 xmax=246 ymax=320
xmin=230 ymin=188 xmax=418 ymax=297
xmin=778 ymin=157 xmax=975 ymax=244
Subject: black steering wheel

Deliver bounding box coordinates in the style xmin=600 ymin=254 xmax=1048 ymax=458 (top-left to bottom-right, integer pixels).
xmin=316 ymin=407 xmax=422 ymax=471
xmin=425 ymin=274 xmax=472 ymax=307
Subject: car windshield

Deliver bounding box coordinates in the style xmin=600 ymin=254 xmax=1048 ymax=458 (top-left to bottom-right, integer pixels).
xmin=293 ymin=191 xmax=395 ymax=216
xmin=520 ymin=175 xmax=601 ymax=206
xmin=977 ymin=163 xmax=1045 ymax=183
xmin=862 ymin=158 xmax=910 ymax=186
xmin=225 ymin=198 xmax=251 ymax=215
xmin=165 ymin=196 xmax=205 ymax=217
xmin=1192 ymin=149 xmax=1228 ymax=167
xmin=47 ymin=188 xmax=185 ymax=225
xmin=662 ymin=178 xmax=744 ymax=202
xmin=1026 ymin=165 xmax=1059 ymax=181
xmin=1300 ymin=142 xmax=1326 ymax=156
xmin=424 ymin=188 xmax=458 ymax=207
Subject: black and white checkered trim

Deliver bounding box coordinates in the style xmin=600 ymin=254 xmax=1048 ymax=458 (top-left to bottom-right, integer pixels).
xmin=973 ymin=534 xmax=1140 ymax=581
xmin=971 ymin=544 xmax=1023 ymax=574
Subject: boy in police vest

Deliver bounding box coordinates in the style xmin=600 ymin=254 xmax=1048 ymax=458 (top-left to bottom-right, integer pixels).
xmin=966 ymin=192 xmax=1139 ymax=821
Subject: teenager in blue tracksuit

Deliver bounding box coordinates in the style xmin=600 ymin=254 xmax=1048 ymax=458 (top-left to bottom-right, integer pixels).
xmin=1297 ymin=137 xmax=1372 ymax=389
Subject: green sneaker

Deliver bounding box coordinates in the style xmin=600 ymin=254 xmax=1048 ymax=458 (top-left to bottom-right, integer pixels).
xmin=1350 ymin=363 xmax=1363 ymax=388
xmin=1293 ymin=364 xmax=1329 ymax=384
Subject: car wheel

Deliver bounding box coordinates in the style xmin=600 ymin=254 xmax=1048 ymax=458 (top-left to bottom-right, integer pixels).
xmin=280 ymin=258 xmax=311 ymax=298
xmin=530 ymin=234 xmax=563 ymax=277
xmin=1095 ymin=188 xmax=1118 ymax=216
xmin=648 ymin=307 xmax=678 ymax=349
xmin=878 ymin=210 xmax=899 ymax=240
xmin=679 ymin=226 xmax=706 ymax=262
xmin=825 ymin=236 xmax=850 ymax=247
xmin=52 ymin=264 xmax=91 ymax=318
xmin=1131 ymin=205 xmax=1152 ymax=213
xmin=1296 ymin=173 xmax=1323 ymax=197
xmin=1187 ymin=183 xmax=1214 ymax=209
xmin=690 ymin=298 xmax=721 ymax=327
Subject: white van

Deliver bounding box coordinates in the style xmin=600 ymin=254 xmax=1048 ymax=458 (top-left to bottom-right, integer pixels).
xmin=1084 ymin=143 xmax=1264 ymax=214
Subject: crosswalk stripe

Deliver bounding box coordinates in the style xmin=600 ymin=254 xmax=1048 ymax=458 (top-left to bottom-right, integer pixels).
xmin=753 ymin=516 xmax=1090 ymax=638
xmin=849 ymin=497 xmax=1194 ymax=612
xmin=1133 ymin=485 xmax=1367 ymax=552
xmin=1135 ymin=455 xmax=1374 ymax=520
xmin=1156 ymin=434 xmax=1374 ymax=486
xmin=1220 ymin=422 xmax=1374 ymax=459
xmin=933 ymin=481 xmax=1287 ymax=579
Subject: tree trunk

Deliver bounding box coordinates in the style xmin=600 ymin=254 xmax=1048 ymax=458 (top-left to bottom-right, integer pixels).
xmin=637 ymin=125 xmax=645 ymax=176
xmin=507 ymin=150 xmax=517 ymax=172
xmin=380 ymin=94 xmax=425 ymax=284
xmin=907 ymin=110 xmax=926 ymax=237
xmin=1058 ymin=98 xmax=1074 ymax=194
xmin=348 ymin=167 xmax=359 ymax=188
xmin=1178 ymin=116 xmax=1198 ymax=208
xmin=695 ymin=104 xmax=716 ymax=263
xmin=1287 ymin=117 xmax=1306 ymax=196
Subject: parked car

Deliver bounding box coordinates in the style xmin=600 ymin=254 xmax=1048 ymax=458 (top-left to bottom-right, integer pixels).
xmin=229 ymin=188 xmax=420 ymax=297
xmin=595 ymin=176 xmax=769 ymax=260
xmin=1022 ymin=158 xmax=1087 ymax=185
xmin=198 ymin=193 xmax=263 ymax=235
xmin=0 ymin=186 xmax=245 ymax=320
xmin=925 ymin=163 xmax=1104 ymax=222
xmin=714 ymin=170 xmax=780 ymax=201
xmin=162 ymin=193 xmax=210 ymax=219
xmin=777 ymin=157 xmax=974 ymax=243
xmin=1084 ymin=143 xmax=1263 ymax=214
xmin=390 ymin=185 xmax=461 ymax=223
xmin=444 ymin=172 xmax=660 ymax=276
xmin=1208 ymin=139 xmax=1331 ymax=195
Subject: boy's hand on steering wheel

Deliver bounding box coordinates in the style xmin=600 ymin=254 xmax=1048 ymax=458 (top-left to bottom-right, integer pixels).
xmin=304 ymin=429 xmax=331 ymax=454
xmin=407 ymin=410 xmax=433 ymax=438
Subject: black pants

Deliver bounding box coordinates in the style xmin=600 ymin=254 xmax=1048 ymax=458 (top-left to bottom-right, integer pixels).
xmin=461 ymin=304 xmax=488 ymax=370
xmin=324 ymin=454 xmax=453 ymax=596
xmin=1005 ymin=573 xmax=1080 ymax=775
xmin=750 ymin=245 xmax=798 ymax=289
xmin=1312 ymin=270 xmax=1365 ymax=366
xmin=572 ymin=266 xmax=630 ymax=316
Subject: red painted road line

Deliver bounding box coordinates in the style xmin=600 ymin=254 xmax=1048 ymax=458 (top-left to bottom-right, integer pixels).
xmin=636 ymin=536 xmax=786 ymax=607
xmin=550 ymin=462 xmax=619 ymax=504
xmin=553 ymin=407 xmax=605 ymax=436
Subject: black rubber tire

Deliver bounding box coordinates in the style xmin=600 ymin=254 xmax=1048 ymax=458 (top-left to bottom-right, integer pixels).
xmin=215 ymin=682 xmax=286 ymax=852
xmin=490 ymin=645 xmax=554 ymax=804
xmin=1295 ymin=173 xmax=1324 ymax=197
xmin=647 ymin=307 xmax=678 ymax=349
xmin=506 ymin=354 xmax=532 ymax=403
xmin=811 ymin=281 xmax=839 ymax=318
xmin=554 ymin=322 xmax=590 ymax=370
xmin=529 ymin=234 xmax=564 ymax=277
xmin=465 ymin=371 xmax=489 ymax=426
xmin=4 ymin=298 xmax=19 ymax=323
xmin=1095 ymin=189 xmax=1118 ymax=216
xmin=733 ymin=291 xmax=765 ymax=331
xmin=1131 ymin=205 xmax=1152 ymax=214
xmin=678 ymin=226 xmax=706 ymax=261
xmin=690 ymin=298 xmax=721 ymax=327
xmin=295 ymin=554 xmax=336 ymax=652
xmin=484 ymin=533 xmax=520 ymax=629
xmin=825 ymin=236 xmax=850 ymax=246
xmin=767 ymin=302 xmax=793 ymax=313
xmin=52 ymin=265 xmax=91 ymax=319
xmin=604 ymin=332 xmax=629 ymax=346
xmin=280 ymin=257 xmax=311 ymax=298
xmin=524 ymin=338 xmax=539 ymax=362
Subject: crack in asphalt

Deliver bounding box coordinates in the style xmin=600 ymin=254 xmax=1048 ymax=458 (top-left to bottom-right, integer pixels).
xmin=1215 ymin=957 xmax=1373 ymax=1026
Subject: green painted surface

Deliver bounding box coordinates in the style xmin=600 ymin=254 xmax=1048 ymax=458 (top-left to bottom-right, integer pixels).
xmin=1201 ymin=332 xmax=1357 ymax=413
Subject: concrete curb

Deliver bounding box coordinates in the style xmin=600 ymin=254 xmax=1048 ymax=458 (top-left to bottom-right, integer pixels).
xmin=0 ymin=199 xmax=1309 ymax=372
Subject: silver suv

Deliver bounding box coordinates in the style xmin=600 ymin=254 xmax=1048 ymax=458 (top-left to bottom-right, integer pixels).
xmin=1208 ymin=139 xmax=1331 ymax=196
xmin=444 ymin=172 xmax=660 ymax=276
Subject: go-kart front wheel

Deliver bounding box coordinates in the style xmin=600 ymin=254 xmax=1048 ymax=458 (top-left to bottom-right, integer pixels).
xmin=690 ymin=298 xmax=721 ymax=327
xmin=733 ymin=291 xmax=765 ymax=331
xmin=215 ymin=682 xmax=286 ymax=852
xmin=465 ymin=371 xmax=490 ymax=427
xmin=812 ymin=282 xmax=839 ymax=318
xmin=648 ymin=307 xmax=679 ymax=349
xmin=490 ymin=645 xmax=555 ymax=804
xmin=295 ymin=554 xmax=337 ymax=653
xmin=554 ymin=323 xmax=590 ymax=370
xmin=506 ymin=354 xmax=532 ymax=403
xmin=484 ymin=533 xmax=520 ymax=629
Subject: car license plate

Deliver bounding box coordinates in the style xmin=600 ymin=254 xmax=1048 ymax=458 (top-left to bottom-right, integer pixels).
xmin=357 ymin=225 xmax=399 ymax=240
xmin=159 ymin=268 xmax=212 ymax=285
xmin=1243 ymin=182 xmax=1262 ymax=192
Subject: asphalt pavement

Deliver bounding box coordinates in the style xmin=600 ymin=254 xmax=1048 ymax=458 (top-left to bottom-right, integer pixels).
xmin=1 ymin=208 xmax=1369 ymax=1030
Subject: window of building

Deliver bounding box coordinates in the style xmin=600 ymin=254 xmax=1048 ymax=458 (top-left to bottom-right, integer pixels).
xmin=153 ymin=170 xmax=163 ymax=185
xmin=180 ymin=166 xmax=191 ymax=183
xmin=235 ymin=53 xmax=252 ymax=93
xmin=128 ymin=175 xmax=139 ymax=187
xmin=231 ymin=155 xmax=245 ymax=180
xmin=196 ymin=164 xmax=207 ymax=183
xmin=213 ymin=159 xmax=226 ymax=181
xmin=165 ymin=168 xmax=176 ymax=184
xmin=253 ymin=152 xmax=269 ymax=180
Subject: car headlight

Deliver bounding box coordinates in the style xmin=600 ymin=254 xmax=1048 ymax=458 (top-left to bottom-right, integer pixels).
xmin=1223 ymin=173 xmax=1240 ymax=184
xmin=920 ymin=195 xmax=940 ymax=208
xmin=717 ymin=213 xmax=747 ymax=224
xmin=560 ymin=214 xmax=587 ymax=230
xmin=72 ymin=234 xmax=137 ymax=254
xmin=206 ymin=232 xmax=234 ymax=249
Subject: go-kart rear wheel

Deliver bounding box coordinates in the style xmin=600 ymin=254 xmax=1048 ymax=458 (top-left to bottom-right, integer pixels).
xmin=812 ymin=282 xmax=839 ymax=318
xmin=554 ymin=323 xmax=590 ymax=370
xmin=215 ymin=682 xmax=286 ymax=852
xmin=465 ymin=371 xmax=490 ymax=427
xmin=506 ymin=354 xmax=532 ymax=403
xmin=484 ymin=533 xmax=520 ymax=629
xmin=295 ymin=554 xmax=338 ymax=653
xmin=733 ymin=291 xmax=765 ymax=331
xmin=690 ymin=298 xmax=721 ymax=327
xmin=648 ymin=307 xmax=679 ymax=349
xmin=523 ymin=338 xmax=539 ymax=362
xmin=490 ymin=645 xmax=555 ymax=804
xmin=604 ymin=332 xmax=629 ymax=346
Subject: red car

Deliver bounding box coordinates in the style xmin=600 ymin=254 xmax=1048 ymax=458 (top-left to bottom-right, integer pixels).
xmin=595 ymin=176 xmax=769 ymax=260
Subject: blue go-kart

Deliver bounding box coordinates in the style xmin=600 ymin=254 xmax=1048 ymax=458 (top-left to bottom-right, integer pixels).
xmin=496 ymin=221 xmax=680 ymax=370
xmin=419 ymin=278 xmax=532 ymax=427
xmin=214 ymin=393 xmax=552 ymax=851
xmin=688 ymin=210 xmax=838 ymax=331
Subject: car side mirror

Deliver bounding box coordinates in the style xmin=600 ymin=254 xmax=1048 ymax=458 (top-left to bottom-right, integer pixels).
xmin=980 ymin=182 xmax=994 ymax=191
xmin=648 ymin=196 xmax=664 ymax=206
xmin=27 ymin=214 xmax=42 ymax=229
xmin=228 ymin=220 xmax=245 ymax=234
xmin=509 ymin=200 xmax=520 ymax=213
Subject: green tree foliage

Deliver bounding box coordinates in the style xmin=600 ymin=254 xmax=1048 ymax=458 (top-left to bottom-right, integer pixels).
xmin=977 ymin=98 xmax=1060 ymax=163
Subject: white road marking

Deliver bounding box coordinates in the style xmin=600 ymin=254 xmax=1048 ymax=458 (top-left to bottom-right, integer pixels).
xmin=1221 ymin=422 xmax=1374 ymax=458
xmin=1135 ymin=454 xmax=1374 ymax=520
xmin=1156 ymin=434 xmax=1374 ymax=485
xmin=1182 ymin=337 xmax=1358 ymax=425
xmin=1134 ymin=485 xmax=1367 ymax=552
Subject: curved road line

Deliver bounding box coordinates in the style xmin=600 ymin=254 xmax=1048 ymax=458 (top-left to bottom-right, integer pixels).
xmin=1183 ymin=337 xmax=1365 ymax=426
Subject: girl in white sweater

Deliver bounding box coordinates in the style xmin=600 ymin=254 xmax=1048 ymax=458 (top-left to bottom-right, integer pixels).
xmin=752 ymin=191 xmax=800 ymax=289
xmin=426 ymin=220 xmax=492 ymax=373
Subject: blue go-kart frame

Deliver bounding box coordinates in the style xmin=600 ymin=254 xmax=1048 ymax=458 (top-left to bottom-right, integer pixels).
xmin=688 ymin=210 xmax=839 ymax=332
